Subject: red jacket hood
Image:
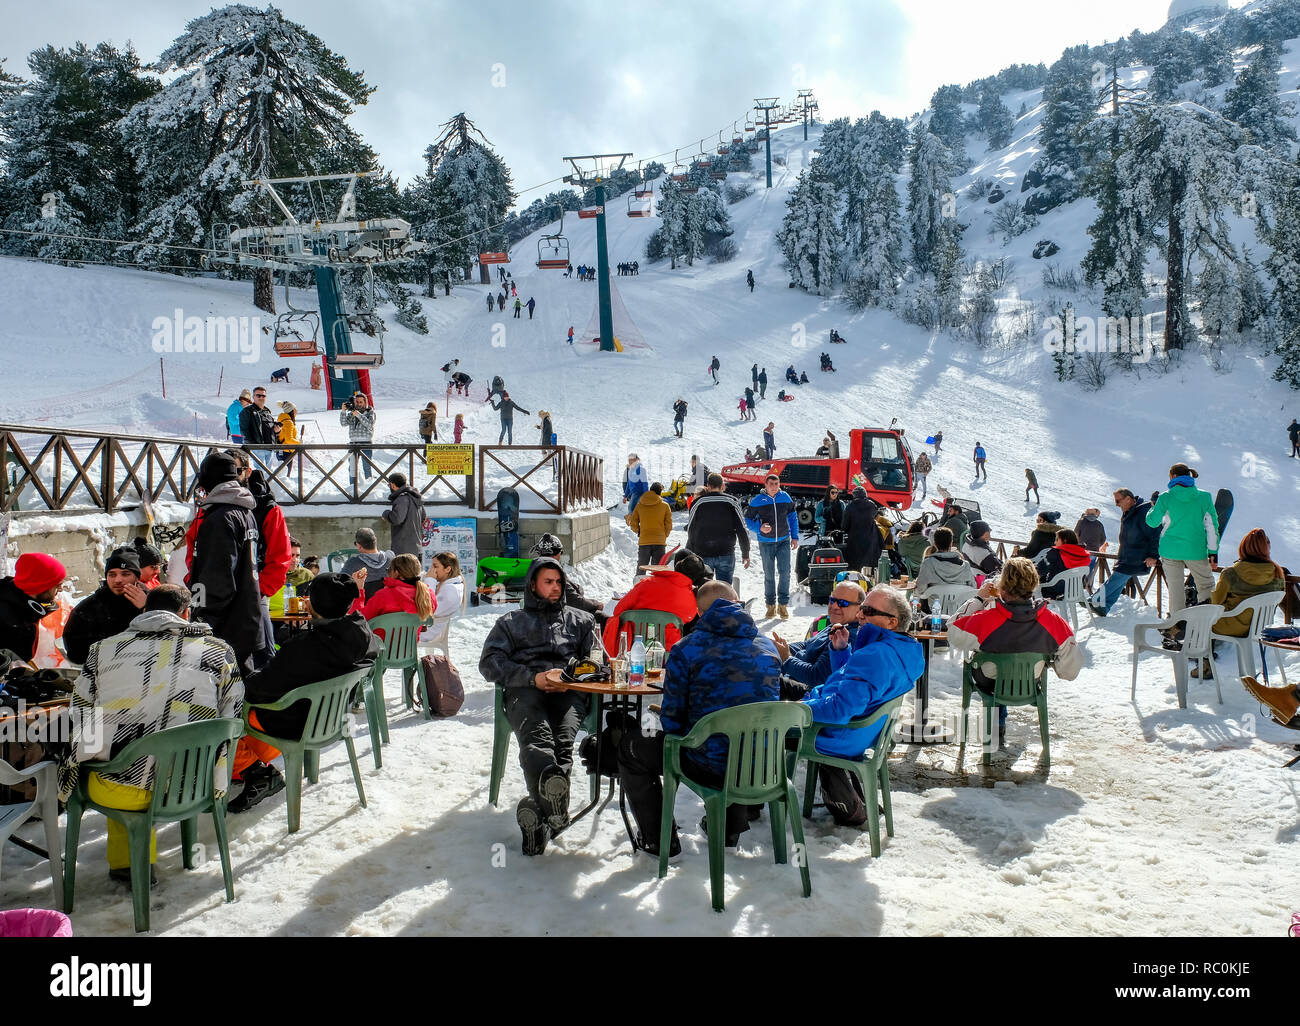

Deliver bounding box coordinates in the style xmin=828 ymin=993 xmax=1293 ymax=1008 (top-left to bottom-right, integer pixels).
xmin=1055 ymin=543 xmax=1091 ymax=568
xmin=602 ymin=571 xmax=698 ymax=657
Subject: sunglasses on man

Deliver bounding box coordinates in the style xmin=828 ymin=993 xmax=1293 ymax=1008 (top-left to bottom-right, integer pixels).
xmin=862 ymin=605 xmax=897 ymax=620
xmin=828 ymin=597 xmax=861 ymax=609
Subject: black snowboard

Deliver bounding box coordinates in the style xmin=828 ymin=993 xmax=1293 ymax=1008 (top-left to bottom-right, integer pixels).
xmin=497 ymin=487 xmax=520 ymax=558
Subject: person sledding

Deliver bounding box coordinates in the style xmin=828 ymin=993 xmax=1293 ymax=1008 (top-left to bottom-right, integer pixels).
xmin=785 ymin=365 xmax=799 ymax=386
xmin=829 ymin=329 xmax=846 ymax=344
xmin=820 ymin=352 xmax=836 ymax=373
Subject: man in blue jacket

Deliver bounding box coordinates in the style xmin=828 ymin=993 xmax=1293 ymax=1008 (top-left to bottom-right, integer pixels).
xmin=226 ymin=389 xmax=251 ymax=443
xmin=1088 ymin=488 xmax=1161 ymax=615
xmin=746 ymin=474 xmax=800 ymax=620
xmin=789 ymin=585 xmax=920 ymax=826
xmin=617 ymin=581 xmax=781 ymax=856
xmin=772 ymin=580 xmax=865 ymax=689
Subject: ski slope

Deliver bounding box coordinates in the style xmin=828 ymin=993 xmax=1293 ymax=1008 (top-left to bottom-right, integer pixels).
xmin=2 ymin=118 xmax=1299 ymax=937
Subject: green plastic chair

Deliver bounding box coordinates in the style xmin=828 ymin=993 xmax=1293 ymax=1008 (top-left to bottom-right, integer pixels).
xmin=488 ymin=684 xmax=599 ymax=807
xmin=784 ymin=694 xmax=907 ymax=858
xmin=325 ymin=548 xmax=355 ymax=573
xmin=243 ymin=667 xmax=372 ymax=833
xmin=658 ymin=701 xmax=812 ymax=912
xmin=63 ymin=717 xmax=244 ymax=933
xmin=362 ymin=613 xmax=424 ymax=764
xmin=959 ymin=651 xmax=1052 ymax=768
xmin=617 ymin=608 xmax=684 ymax=645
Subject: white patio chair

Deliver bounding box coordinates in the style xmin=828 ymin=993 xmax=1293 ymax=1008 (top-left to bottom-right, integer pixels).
xmin=926 ymin=585 xmax=979 ymax=618
xmin=1131 ymin=603 xmax=1226 ymax=709
xmin=1034 ymin=566 xmax=1093 ymax=632
xmin=1211 ymin=593 xmax=1282 ymax=681
xmin=0 ymin=759 xmax=63 ymax=908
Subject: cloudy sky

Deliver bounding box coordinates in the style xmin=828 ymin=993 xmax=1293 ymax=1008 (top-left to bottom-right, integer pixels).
xmin=3 ymin=0 xmax=1221 ymax=209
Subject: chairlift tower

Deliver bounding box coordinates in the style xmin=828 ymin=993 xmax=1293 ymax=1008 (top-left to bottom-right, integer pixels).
xmin=754 ymin=98 xmax=781 ymax=188
xmin=563 ymin=153 xmax=631 ymax=353
xmin=210 ymin=172 xmax=426 ymax=410
xmin=795 ymin=89 xmax=818 ymax=141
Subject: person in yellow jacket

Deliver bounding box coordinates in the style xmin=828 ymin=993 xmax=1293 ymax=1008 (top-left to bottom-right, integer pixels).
xmin=626 ymin=481 xmax=674 ymax=579
xmin=275 ymin=401 xmax=300 ymax=465
xmin=1211 ymin=528 xmax=1286 ymax=638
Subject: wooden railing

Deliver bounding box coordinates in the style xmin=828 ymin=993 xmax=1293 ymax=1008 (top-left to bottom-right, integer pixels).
xmin=477 ymin=445 xmax=605 ymax=515
xmin=990 ymin=537 xmax=1298 ymax=623
xmin=1 ymin=425 xmax=606 ymax=516
xmin=0 ymin=424 xmax=480 ymax=511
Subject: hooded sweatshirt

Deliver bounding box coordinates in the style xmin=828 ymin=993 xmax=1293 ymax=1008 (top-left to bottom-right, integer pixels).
xmin=915 ymin=551 xmax=977 ymax=599
xmin=1033 ymin=542 xmax=1092 ymax=599
xmin=341 ymin=549 xmax=395 ymax=601
xmin=961 ymin=537 xmax=1002 ymax=575
xmin=814 ymin=623 xmax=923 ymax=756
xmin=602 ymin=570 xmax=699 ymax=657
xmin=191 ymin=480 xmax=265 ymax=672
xmin=1210 ymin=558 xmax=1285 ymax=637
xmin=478 ymin=558 xmax=600 ymax=690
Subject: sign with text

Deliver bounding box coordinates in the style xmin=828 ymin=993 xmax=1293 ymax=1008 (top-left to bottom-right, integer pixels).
xmin=421 ymin=517 xmax=477 ymax=607
xmin=425 ymin=444 xmax=474 ymax=476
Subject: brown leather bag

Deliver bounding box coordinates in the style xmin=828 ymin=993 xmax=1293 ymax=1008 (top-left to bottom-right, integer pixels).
xmin=417 ymin=654 xmax=464 ymax=718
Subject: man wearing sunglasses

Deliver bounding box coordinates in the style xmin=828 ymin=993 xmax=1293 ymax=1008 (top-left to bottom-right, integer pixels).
xmin=789 ymin=585 xmax=922 ymax=827
xmin=772 ymin=581 xmax=865 ymax=690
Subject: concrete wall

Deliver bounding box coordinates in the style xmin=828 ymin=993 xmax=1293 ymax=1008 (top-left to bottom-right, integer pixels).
xmin=6 ymin=505 xmax=610 ymax=589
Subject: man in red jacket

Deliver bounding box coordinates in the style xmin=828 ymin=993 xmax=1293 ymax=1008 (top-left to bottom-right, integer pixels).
xmin=602 ymin=550 xmax=715 ymax=656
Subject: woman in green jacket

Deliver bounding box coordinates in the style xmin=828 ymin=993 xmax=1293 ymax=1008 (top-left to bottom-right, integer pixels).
xmin=1146 ymin=463 xmax=1218 ymax=616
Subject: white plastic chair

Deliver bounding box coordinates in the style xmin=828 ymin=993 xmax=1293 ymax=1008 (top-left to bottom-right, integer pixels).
xmin=421 ymin=615 xmax=452 ymax=657
xmin=1131 ymin=603 xmax=1226 ymax=709
xmin=0 ymin=759 xmax=63 ymax=908
xmin=1211 ymin=593 xmax=1281 ymax=681
xmin=927 ymin=585 xmax=979 ymax=617
xmin=1034 ymin=566 xmax=1093 ymax=632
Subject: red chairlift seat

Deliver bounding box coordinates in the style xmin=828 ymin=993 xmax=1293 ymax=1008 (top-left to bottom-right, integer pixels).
xmin=577 ymin=206 xmax=603 ymax=219
xmin=330 ymin=351 xmax=384 ymax=368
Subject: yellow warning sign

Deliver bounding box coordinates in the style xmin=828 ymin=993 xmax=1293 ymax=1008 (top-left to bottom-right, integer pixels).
xmin=425 ymin=445 xmax=474 ymax=476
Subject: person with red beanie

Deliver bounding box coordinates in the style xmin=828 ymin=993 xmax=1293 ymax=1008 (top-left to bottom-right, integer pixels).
xmin=0 ymin=553 xmax=67 ymax=662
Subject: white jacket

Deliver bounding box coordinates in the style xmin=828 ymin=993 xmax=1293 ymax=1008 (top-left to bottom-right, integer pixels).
xmin=431 ymin=575 xmax=465 ymax=623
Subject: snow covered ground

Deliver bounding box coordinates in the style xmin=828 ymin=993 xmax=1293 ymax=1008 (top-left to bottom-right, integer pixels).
xmin=2 ymin=117 xmax=1299 ymax=935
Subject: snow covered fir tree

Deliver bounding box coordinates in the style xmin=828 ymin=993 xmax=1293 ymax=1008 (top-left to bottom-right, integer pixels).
xmin=2 ymin=0 xmax=1300 ymax=951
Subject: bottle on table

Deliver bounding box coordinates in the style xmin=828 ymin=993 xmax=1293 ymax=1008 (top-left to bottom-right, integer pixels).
xmin=628 ymin=636 xmax=646 ymax=688
xmin=877 ymin=554 xmax=892 ymax=587
xmin=285 ymin=582 xmax=296 ymax=615
xmin=614 ymin=631 xmax=630 ymax=688
xmin=644 ymin=625 xmax=665 ymax=678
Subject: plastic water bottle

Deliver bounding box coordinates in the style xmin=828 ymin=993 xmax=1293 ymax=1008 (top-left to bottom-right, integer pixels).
xmin=930 ymin=610 xmax=943 ymax=633
xmin=284 ymin=582 xmax=295 ymax=614
xmin=629 ymin=637 xmax=646 ymax=688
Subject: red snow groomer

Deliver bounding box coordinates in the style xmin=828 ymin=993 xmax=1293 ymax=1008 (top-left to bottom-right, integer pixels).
xmin=721 ymin=425 xmax=916 ymax=530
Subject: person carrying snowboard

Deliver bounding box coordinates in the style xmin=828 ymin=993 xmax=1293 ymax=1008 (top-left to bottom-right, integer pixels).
xmin=746 ymin=269 xmax=755 ymax=292
xmin=758 ymin=367 xmax=768 ymax=399
xmin=1025 ymin=468 xmax=1039 ymax=504
xmin=709 ymin=355 xmax=721 ymax=385
xmin=973 ymin=442 xmax=987 ymax=481
xmin=673 ymin=398 xmax=688 ymax=438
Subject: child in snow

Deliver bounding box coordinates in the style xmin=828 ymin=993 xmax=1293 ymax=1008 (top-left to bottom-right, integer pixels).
xmin=738 ymin=397 xmax=749 ymax=421
xmin=453 ymin=413 xmax=466 ymax=444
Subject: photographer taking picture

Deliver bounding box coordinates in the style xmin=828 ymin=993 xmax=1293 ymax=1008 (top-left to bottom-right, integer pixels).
xmin=339 ymin=392 xmax=376 ymax=492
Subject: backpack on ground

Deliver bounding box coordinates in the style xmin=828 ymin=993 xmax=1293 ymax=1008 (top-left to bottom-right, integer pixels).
xmin=417 ymin=653 xmax=465 ymax=718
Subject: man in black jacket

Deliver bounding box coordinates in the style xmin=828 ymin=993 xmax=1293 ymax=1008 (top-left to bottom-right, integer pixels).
xmin=0 ymin=553 xmax=66 ymax=663
xmin=230 ymin=572 xmax=380 ymax=813
xmin=685 ymin=474 xmax=750 ymax=585
xmin=238 ymin=386 xmax=278 ymax=463
xmin=1089 ymin=489 xmax=1161 ymax=615
xmin=382 ymin=474 xmax=426 ymax=558
xmin=479 ymin=558 xmax=601 ymax=856
xmin=189 ymin=451 xmax=269 ymax=675
xmin=63 ymin=547 xmax=149 ymax=665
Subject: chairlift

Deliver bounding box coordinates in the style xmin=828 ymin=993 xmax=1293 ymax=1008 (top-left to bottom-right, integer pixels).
xmin=577 ymin=206 xmax=602 ymax=219
xmin=327 ymin=268 xmax=384 ymax=367
xmin=716 ymin=130 xmax=729 ymax=156
xmin=273 ymin=272 xmax=322 ymax=358
xmin=627 ymin=191 xmax=651 ymax=218
xmin=535 ymin=207 xmax=569 ymax=269
xmin=633 ymin=161 xmax=652 ymax=199
xmin=671 ymin=149 xmax=688 ymax=183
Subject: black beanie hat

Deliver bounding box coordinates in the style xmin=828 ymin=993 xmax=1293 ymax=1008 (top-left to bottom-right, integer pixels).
xmin=672 ymin=549 xmax=716 ymax=590
xmin=198 ymin=451 xmax=240 ymax=492
xmin=105 ymin=546 xmax=142 ymax=578
xmin=308 ymin=572 xmax=360 ymax=619
xmin=131 ymin=536 xmax=163 ymax=568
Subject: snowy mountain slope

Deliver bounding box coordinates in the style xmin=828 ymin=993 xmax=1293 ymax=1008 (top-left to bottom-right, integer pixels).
xmin=3 ymin=119 xmax=1298 ymax=566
